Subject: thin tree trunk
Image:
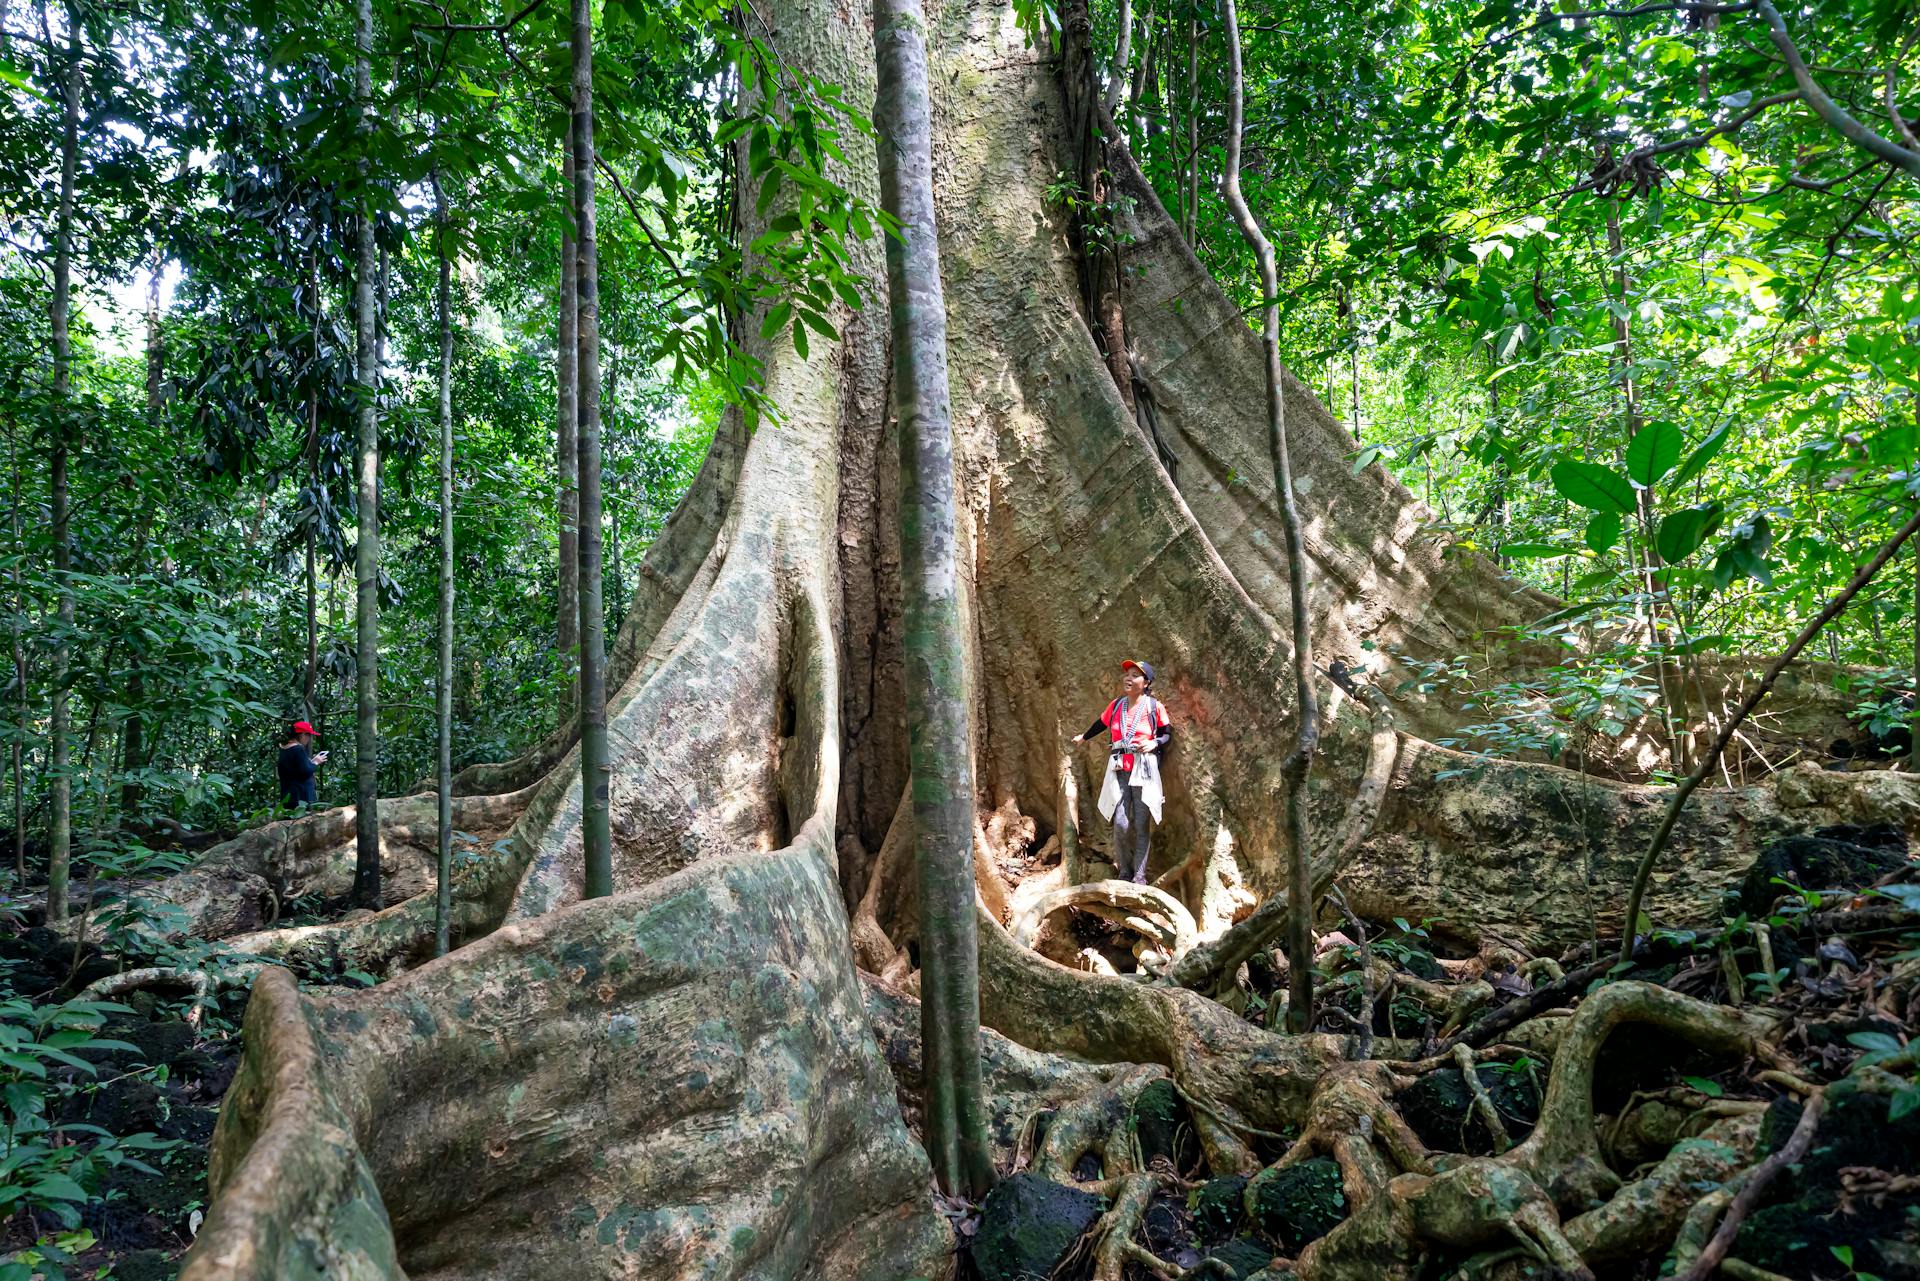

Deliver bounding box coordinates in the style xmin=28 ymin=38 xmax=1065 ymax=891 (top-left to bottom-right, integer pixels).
xmin=606 ymin=487 xmax=624 ymax=631
xmin=10 ymin=424 xmax=25 ymax=890
xmin=872 ymin=0 xmax=995 ymax=1198
xmin=46 ymin=21 xmax=81 ymax=922
xmin=1221 ymin=0 xmax=1318 ymax=1032
xmin=351 ymin=0 xmax=382 ymax=909
xmin=1103 ymin=0 xmax=1132 ymax=122
xmin=572 ymin=0 xmax=612 ymax=899
xmin=1182 ymin=13 xmax=1199 ymax=244
xmin=432 ymin=164 xmax=455 ymax=958
xmin=304 ymin=249 xmax=321 ymax=718
xmin=556 ymin=129 xmax=581 ymax=714
xmin=120 ymin=244 xmax=167 ymax=818
xmin=1620 ymin=505 xmax=1920 ymax=962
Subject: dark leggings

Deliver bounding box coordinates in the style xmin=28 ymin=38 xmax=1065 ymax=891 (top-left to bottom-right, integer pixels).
xmin=1112 ymin=784 xmax=1153 ymax=883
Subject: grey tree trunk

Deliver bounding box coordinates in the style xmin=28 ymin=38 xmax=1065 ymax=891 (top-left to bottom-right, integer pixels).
xmin=304 ymin=250 xmax=321 ymax=718
xmin=46 ymin=25 xmax=81 ymax=922
xmin=557 ymin=130 xmax=581 ymax=714
xmin=1220 ymin=0 xmax=1318 ymax=1031
xmin=9 ymin=426 xmax=24 ymax=891
xmin=572 ymin=0 xmax=612 ymax=899
xmin=872 ymin=0 xmax=995 ymax=1198
xmin=351 ymin=0 xmax=382 ymax=909
xmin=433 ymin=167 xmax=455 ymax=957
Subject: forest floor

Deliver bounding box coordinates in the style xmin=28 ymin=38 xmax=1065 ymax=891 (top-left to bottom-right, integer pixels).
xmin=2 ymin=823 xmax=1917 ymax=1280
xmin=961 ymin=824 xmax=1920 ymax=1281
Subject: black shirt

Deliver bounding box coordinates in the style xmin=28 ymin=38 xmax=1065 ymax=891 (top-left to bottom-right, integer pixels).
xmin=277 ymin=744 xmax=318 ymax=807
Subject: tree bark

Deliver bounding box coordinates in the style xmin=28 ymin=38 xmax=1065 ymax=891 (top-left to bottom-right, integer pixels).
xmin=46 ymin=20 xmax=81 ymax=922
xmin=9 ymin=424 xmax=25 ymax=891
xmin=557 ymin=129 xmax=581 ymax=714
xmin=1220 ymin=0 xmax=1318 ymax=1032
xmin=351 ymin=0 xmax=382 ymax=909
xmin=433 ymin=165 xmax=455 ymax=958
xmin=873 ymin=0 xmax=995 ymax=1198
xmin=572 ymin=0 xmax=612 ymax=899
xmin=303 ymin=250 xmax=321 ymax=719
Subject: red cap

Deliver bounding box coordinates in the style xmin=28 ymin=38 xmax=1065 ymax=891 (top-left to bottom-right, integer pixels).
xmin=292 ymin=721 xmax=318 ymax=737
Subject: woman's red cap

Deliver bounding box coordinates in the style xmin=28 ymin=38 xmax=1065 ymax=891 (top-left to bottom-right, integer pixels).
xmin=292 ymin=721 xmax=318 ymax=737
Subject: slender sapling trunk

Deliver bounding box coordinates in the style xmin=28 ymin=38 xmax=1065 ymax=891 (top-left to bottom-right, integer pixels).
xmin=433 ymin=165 xmax=455 ymax=957
xmin=46 ymin=22 xmax=81 ymax=921
xmin=351 ymin=0 xmax=383 ymax=909
xmin=557 ymin=129 xmax=581 ymax=713
xmin=1220 ymin=0 xmax=1318 ymax=1032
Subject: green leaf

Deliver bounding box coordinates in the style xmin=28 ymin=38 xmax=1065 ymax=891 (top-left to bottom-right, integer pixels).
xmin=1891 ymin=1086 xmax=1920 ymax=1123
xmin=1655 ymin=504 xmax=1723 ymax=564
xmin=758 ymin=302 xmax=791 ymax=341
xmin=1847 ymin=1030 xmax=1902 ymax=1053
xmin=1585 ymin=512 xmax=1622 ymax=554
xmin=27 ymin=1174 xmax=90 ymax=1204
xmin=1550 ymin=461 xmax=1634 ymax=513
xmin=1670 ymin=424 xmax=1729 ymax=489
xmin=1681 ymin=1075 xmax=1723 ymax=1098
xmin=1626 ymin=420 xmax=1682 ymax=487
xmin=1501 ymin=543 xmax=1571 ymax=559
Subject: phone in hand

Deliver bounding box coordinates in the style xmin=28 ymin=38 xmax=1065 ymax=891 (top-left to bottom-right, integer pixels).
xmin=313 ymin=751 xmax=330 ymax=764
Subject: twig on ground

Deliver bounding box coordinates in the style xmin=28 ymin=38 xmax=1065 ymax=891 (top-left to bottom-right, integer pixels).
xmin=1673 ymin=1091 xmax=1825 ymax=1281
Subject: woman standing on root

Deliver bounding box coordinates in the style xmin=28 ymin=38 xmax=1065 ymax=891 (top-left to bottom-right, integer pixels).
xmin=276 ymin=721 xmax=328 ymax=811
xmin=1069 ymin=660 xmax=1170 ymax=883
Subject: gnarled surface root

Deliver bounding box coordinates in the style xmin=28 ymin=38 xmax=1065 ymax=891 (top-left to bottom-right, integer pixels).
xmin=181 ymin=846 xmax=949 ymax=1281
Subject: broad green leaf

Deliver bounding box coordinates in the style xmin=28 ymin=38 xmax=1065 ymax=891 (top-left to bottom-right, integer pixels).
xmin=1626 ymin=420 xmax=1681 ymax=488
xmin=1501 ymin=543 xmax=1571 ymax=559
xmin=1585 ymin=511 xmax=1622 ymax=554
xmin=1670 ymin=425 xmax=1729 ymax=489
xmin=1655 ymin=504 xmax=1723 ymax=564
xmin=1551 ymin=461 xmax=1633 ymax=514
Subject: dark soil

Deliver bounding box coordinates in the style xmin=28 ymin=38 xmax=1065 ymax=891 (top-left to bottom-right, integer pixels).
xmin=969 ymin=1172 xmax=1104 ymax=1281
xmin=1399 ymin=1062 xmax=1542 ymax=1154
xmin=1248 ymin=1156 xmax=1347 ymax=1255
xmin=1 ymin=921 xmax=243 ymax=1280
xmin=1737 ymin=823 xmax=1911 ymax=915
xmin=1733 ymin=1083 xmax=1920 ymax=1280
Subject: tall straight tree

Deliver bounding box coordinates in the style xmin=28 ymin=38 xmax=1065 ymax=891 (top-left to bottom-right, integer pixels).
xmin=350 ymin=0 xmax=382 ymax=909
xmin=871 ymin=0 xmax=994 ymax=1198
xmin=45 ymin=14 xmax=82 ymax=922
xmin=10 ymin=427 xmax=24 ymax=891
xmin=1221 ymin=0 xmax=1318 ymax=1032
xmin=571 ymin=0 xmax=611 ymax=899
xmin=432 ymin=164 xmax=455 ymax=957
xmin=556 ymin=129 xmax=580 ymax=713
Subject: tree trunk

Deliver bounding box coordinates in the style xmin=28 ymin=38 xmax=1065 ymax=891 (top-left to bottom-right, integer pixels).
xmin=304 ymin=250 xmax=321 ymax=718
xmin=351 ymin=0 xmax=382 ymax=910
xmin=433 ymin=165 xmax=455 ymax=959
xmin=174 ymin=1 xmax=1920 ymax=1275
xmin=1220 ymin=0 xmax=1318 ymax=1032
xmin=46 ymin=23 xmax=81 ymax=923
xmin=9 ymin=424 xmax=25 ymax=891
xmin=556 ymin=130 xmax=581 ymax=714
xmin=872 ymin=0 xmax=995 ymax=1199
xmin=572 ymin=0 xmax=612 ymax=899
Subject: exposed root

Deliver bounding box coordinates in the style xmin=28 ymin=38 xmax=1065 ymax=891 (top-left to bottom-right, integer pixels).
xmin=1453 ymin=1043 xmax=1513 ymax=1154
xmin=1012 ymin=878 xmax=1197 ymax=970
xmin=1670 ymin=1091 xmax=1825 ymax=1281
xmin=79 ymin=965 xmax=237 ymax=1028
xmin=1033 ymin=1064 xmax=1166 ymax=1182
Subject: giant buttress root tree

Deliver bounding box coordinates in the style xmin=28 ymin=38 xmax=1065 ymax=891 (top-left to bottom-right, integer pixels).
xmin=175 ymin=1 xmax=1920 ymax=1277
